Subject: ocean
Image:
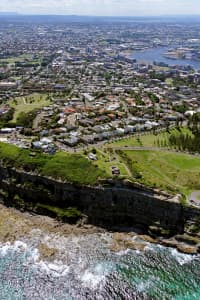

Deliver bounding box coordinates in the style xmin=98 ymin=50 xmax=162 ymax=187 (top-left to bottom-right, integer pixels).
xmin=0 ymin=232 xmax=199 ymax=299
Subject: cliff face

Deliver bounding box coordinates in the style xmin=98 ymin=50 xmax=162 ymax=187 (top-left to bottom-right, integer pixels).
xmin=0 ymin=165 xmax=199 ymax=235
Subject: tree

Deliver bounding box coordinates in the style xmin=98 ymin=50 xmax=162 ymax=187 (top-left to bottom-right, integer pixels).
xmin=16 ymin=109 xmax=38 ymax=128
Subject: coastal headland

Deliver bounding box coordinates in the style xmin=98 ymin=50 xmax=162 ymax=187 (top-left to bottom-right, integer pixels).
xmin=0 ymin=141 xmax=199 ymax=255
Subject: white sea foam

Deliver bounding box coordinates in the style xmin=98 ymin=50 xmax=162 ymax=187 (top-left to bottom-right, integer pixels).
xmin=0 ymin=242 xmax=11 ymax=256
xmin=0 ymin=239 xmax=70 ymax=278
xmin=137 ymin=279 xmax=154 ymax=292
xmin=144 ymin=244 xmax=155 ymax=251
xmin=80 ymin=262 xmax=113 ymax=289
xmin=81 ymin=268 xmax=105 ymax=289
xmin=116 ymin=248 xmax=130 ymax=256
xmin=35 ymin=260 xmax=70 ymax=277
xmin=81 ymin=269 xmax=104 ymax=288
xmin=135 ymin=249 xmax=141 ymax=254
xmin=0 ymin=240 xmax=28 ymax=256
xmin=170 ymin=248 xmax=195 ymax=265
xmin=0 ymin=233 xmax=115 ymax=282
xmin=26 ymin=247 xmax=40 ymax=263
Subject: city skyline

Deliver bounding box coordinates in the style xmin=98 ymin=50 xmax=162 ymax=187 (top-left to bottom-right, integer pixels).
xmin=0 ymin=0 xmax=200 ymax=17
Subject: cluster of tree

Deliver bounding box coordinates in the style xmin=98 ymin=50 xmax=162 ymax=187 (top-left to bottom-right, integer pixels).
xmin=0 ymin=107 xmax=15 ymax=128
xmin=93 ymin=91 xmax=106 ymax=99
xmin=188 ymin=113 xmax=200 ymax=135
xmin=155 ymin=139 xmax=168 ymax=148
xmin=104 ymin=72 xmax=113 ymax=85
xmin=0 ymin=72 xmax=8 ymax=80
xmin=46 ymin=113 xmax=60 ymax=129
xmin=129 ymin=91 xmax=144 ymax=106
xmin=173 ymin=103 xmax=189 ymax=114
xmin=147 ymin=92 xmax=160 ymax=103
xmin=149 ymin=71 xmax=166 ymax=82
xmin=15 ymin=62 xmax=40 ymax=68
xmin=168 ymin=133 xmax=200 ymax=153
xmin=173 ymin=77 xmax=198 ymax=89
xmin=41 ymin=55 xmax=55 ymax=67
xmin=167 ymin=113 xmax=200 ymax=153
xmin=117 ymin=150 xmax=142 ymax=180
xmin=16 ymin=109 xmax=38 ymax=128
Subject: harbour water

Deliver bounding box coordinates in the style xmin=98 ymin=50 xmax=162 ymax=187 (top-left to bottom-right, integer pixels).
xmin=0 ymin=232 xmax=199 ymax=299
xmin=131 ymin=47 xmax=200 ymax=70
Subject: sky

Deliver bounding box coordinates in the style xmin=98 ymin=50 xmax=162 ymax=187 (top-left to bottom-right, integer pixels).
xmin=0 ymin=0 xmax=200 ymax=16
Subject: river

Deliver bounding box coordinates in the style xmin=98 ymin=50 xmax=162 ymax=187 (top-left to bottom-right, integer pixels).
xmin=131 ymin=47 xmax=200 ymax=70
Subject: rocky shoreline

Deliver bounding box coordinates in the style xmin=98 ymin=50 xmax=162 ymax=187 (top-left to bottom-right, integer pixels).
xmin=0 ymin=164 xmax=200 ymax=253
xmin=0 ymin=204 xmax=199 ymax=258
xmin=0 ymin=204 xmax=106 ymax=240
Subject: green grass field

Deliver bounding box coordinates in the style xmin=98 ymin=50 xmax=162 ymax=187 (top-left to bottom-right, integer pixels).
xmin=42 ymin=151 xmax=107 ymax=185
xmin=165 ymin=78 xmax=173 ymax=85
xmin=93 ymin=149 xmax=130 ymax=177
xmin=0 ymin=142 xmax=107 ymax=185
xmin=118 ymin=150 xmax=200 ymax=198
xmin=108 ymin=127 xmax=193 ymax=148
xmin=8 ymin=93 xmax=52 ymax=122
xmin=0 ymin=54 xmax=42 ymax=65
xmin=1 ymin=140 xmax=199 ymax=202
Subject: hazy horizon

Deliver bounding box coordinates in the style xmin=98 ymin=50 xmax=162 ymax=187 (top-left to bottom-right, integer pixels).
xmin=0 ymin=0 xmax=200 ymax=17
xmin=1 ymin=13 xmax=200 ymax=17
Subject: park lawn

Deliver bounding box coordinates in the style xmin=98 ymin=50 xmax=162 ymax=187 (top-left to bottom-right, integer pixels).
xmin=42 ymin=151 xmax=107 ymax=185
xmin=165 ymin=78 xmax=173 ymax=85
xmin=8 ymin=93 xmax=52 ymax=121
xmin=94 ymin=149 xmax=129 ymax=177
xmin=153 ymin=65 xmax=170 ymax=71
xmin=119 ymin=150 xmax=200 ymax=198
xmin=108 ymin=127 xmax=193 ymax=148
xmin=79 ymin=148 xmax=129 ymax=177
xmin=0 ymin=54 xmax=42 ymax=64
xmin=0 ymin=141 xmax=21 ymax=163
xmin=0 ymin=142 xmax=107 ymax=186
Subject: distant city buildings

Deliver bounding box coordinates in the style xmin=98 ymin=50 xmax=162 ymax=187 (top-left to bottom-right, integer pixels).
xmin=0 ymin=18 xmax=200 ymax=151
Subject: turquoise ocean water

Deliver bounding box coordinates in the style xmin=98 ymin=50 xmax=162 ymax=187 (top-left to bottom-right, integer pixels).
xmin=0 ymin=234 xmax=199 ymax=299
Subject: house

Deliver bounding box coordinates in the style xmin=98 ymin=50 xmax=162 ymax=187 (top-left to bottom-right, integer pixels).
xmin=0 ymin=128 xmax=16 ymax=134
xmin=63 ymin=137 xmax=79 ymax=147
xmin=81 ymin=135 xmax=95 ymax=144
xmin=111 ymin=166 xmax=120 ymax=175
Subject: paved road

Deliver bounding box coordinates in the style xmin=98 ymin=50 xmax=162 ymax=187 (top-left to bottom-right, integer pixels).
xmin=33 ymin=112 xmax=45 ymax=130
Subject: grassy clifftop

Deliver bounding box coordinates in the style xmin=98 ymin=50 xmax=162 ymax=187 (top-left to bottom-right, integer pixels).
xmin=118 ymin=150 xmax=200 ymax=198
xmin=0 ymin=142 xmax=107 ymax=185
